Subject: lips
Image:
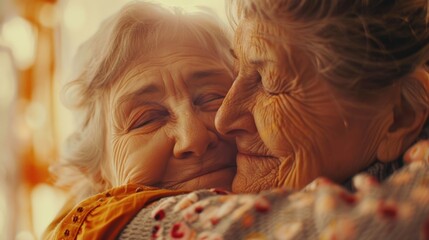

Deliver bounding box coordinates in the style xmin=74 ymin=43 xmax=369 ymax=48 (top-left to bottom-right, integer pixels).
xmin=237 ymin=152 xmax=276 ymax=160
xmin=236 ymin=145 xmax=276 ymax=159
xmin=165 ymin=165 xmax=237 ymax=187
xmin=235 ymin=139 xmax=276 ymax=159
xmin=192 ymin=165 xmax=236 ymax=179
xmin=236 ymin=142 xmax=278 ymax=161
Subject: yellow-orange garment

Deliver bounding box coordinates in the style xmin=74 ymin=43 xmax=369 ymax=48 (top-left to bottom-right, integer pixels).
xmin=44 ymin=184 xmax=188 ymax=240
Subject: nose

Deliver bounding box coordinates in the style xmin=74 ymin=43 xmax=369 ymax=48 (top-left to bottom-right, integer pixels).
xmin=173 ymin=110 xmax=218 ymax=159
xmin=215 ymin=76 xmax=257 ymax=137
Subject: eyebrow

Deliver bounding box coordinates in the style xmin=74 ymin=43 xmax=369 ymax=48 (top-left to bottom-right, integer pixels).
xmin=188 ymin=69 xmax=229 ymax=84
xmin=230 ymin=46 xmax=268 ymax=67
xmin=117 ymin=69 xmax=228 ymax=108
xmin=229 ymin=48 xmax=238 ymax=59
xmin=117 ymin=83 xmax=160 ymax=107
xmin=249 ymin=59 xmax=264 ymax=66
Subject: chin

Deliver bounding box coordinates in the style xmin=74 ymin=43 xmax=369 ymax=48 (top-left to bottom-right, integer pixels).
xmin=176 ymin=166 xmax=236 ymax=191
xmin=231 ymin=176 xmax=271 ymax=193
xmin=231 ymin=153 xmax=282 ymax=193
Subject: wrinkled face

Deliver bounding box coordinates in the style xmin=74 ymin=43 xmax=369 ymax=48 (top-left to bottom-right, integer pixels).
xmin=108 ymin=43 xmax=237 ymax=191
xmin=215 ymin=19 xmax=394 ymax=193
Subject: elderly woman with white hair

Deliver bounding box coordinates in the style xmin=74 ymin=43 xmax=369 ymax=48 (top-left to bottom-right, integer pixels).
xmin=44 ymin=2 xmax=237 ymax=239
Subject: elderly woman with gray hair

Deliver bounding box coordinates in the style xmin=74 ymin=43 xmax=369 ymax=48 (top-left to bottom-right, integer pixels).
xmin=44 ymin=2 xmax=238 ymax=239
xmin=117 ymin=0 xmax=429 ymax=239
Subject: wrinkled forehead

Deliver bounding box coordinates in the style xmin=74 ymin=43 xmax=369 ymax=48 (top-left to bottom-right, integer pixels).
xmin=144 ymin=31 xmax=220 ymax=58
xmin=143 ymin=41 xmax=218 ymax=61
xmin=112 ymin=44 xmax=232 ymax=95
xmin=113 ymin=37 xmax=228 ymax=84
xmin=134 ymin=47 xmax=228 ymax=77
xmin=234 ymin=19 xmax=288 ymax=61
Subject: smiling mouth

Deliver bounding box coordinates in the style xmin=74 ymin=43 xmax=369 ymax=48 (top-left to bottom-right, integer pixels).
xmin=237 ymin=152 xmax=276 ymax=159
xmin=195 ymin=165 xmax=237 ymax=178
xmin=162 ymin=165 xmax=237 ymax=187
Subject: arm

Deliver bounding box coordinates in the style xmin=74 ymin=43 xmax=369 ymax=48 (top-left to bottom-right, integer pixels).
xmin=120 ymin=145 xmax=429 ymax=239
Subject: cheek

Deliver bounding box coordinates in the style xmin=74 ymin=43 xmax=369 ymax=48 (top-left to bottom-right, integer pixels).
xmin=112 ymin=131 xmax=173 ymax=185
xmin=199 ymin=111 xmax=217 ymax=130
xmin=253 ymin=93 xmax=344 ymax=157
xmin=253 ymin=94 xmax=304 ymax=155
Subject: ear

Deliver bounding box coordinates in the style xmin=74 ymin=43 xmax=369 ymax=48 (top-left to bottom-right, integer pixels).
xmin=377 ymin=68 xmax=429 ymax=162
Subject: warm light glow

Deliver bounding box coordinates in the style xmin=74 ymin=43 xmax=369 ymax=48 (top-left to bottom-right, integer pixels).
xmin=1 ymin=17 xmax=37 ymax=70
xmin=38 ymin=3 xmax=58 ymax=28
xmin=0 ymin=192 xmax=5 ymax=239
xmin=63 ymin=1 xmax=87 ymax=32
xmin=25 ymin=102 xmax=47 ymax=130
xmin=31 ymin=184 xmax=68 ymax=239
xmin=14 ymin=100 xmax=32 ymax=143
xmin=53 ymin=75 xmax=74 ymax=147
xmin=15 ymin=231 xmax=35 ymax=240
xmin=0 ymin=51 xmax=16 ymax=109
xmin=156 ymin=0 xmax=225 ymax=13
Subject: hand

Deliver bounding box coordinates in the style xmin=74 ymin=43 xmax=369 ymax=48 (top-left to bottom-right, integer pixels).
xmin=404 ymin=140 xmax=429 ymax=163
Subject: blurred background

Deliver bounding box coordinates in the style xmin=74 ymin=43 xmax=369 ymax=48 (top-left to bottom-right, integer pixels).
xmin=0 ymin=0 xmax=226 ymax=239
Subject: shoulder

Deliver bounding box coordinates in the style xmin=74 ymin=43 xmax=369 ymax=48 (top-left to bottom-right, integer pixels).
xmin=121 ymin=161 xmax=429 ymax=239
xmin=44 ymin=184 xmax=187 ymax=240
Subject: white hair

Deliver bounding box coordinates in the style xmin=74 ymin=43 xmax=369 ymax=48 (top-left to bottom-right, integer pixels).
xmin=53 ymin=1 xmax=233 ymax=201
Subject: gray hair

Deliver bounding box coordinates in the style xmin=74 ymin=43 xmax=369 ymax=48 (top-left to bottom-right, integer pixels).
xmin=54 ymin=1 xmax=233 ymax=201
xmin=228 ymin=0 xmax=428 ymax=95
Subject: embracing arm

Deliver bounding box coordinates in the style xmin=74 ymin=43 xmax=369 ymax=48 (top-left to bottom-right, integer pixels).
xmin=120 ymin=141 xmax=429 ymax=239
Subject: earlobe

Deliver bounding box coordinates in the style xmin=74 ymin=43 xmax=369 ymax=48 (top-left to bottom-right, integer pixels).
xmin=377 ymin=68 xmax=429 ymax=162
xmin=377 ymin=110 xmax=428 ymax=162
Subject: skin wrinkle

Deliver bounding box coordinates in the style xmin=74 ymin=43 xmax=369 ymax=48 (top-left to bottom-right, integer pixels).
xmin=267 ymin=96 xmax=323 ymax=187
xmin=113 ymin=136 xmax=130 ymax=184
xmin=217 ymin=18 xmax=412 ymax=193
xmin=239 ymin=22 xmax=304 ymax=96
xmin=255 ymin=95 xmax=317 ymax=187
xmin=99 ymin=96 xmax=114 ymax=188
xmin=54 ymin=1 xmax=250 ymax=202
xmin=116 ymin=139 xmax=128 ymax=185
xmin=119 ymin=88 xmax=165 ymax=126
xmin=358 ymin=109 xmax=395 ymax=168
xmin=300 ymin=82 xmax=392 ymax=178
xmin=115 ymin=48 xmax=230 ymax=104
xmin=106 ymin=44 xmax=236 ymax=191
xmin=252 ymin=22 xmax=304 ymax=93
xmin=113 ymin=67 xmax=231 ymax=133
xmin=110 ymin=71 xmax=153 ymax=135
xmin=126 ymin=104 xmax=165 ymax=131
xmin=215 ymin=0 xmax=429 ymax=194
xmin=127 ymin=132 xmax=171 ymax=184
xmin=251 ymin=160 xmax=281 ymax=191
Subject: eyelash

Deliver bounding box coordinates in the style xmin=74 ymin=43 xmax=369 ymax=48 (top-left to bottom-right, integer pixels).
xmin=129 ymin=93 xmax=225 ymax=131
xmin=132 ymin=110 xmax=169 ymax=130
xmin=194 ymin=93 xmax=225 ymax=111
xmin=246 ymin=68 xmax=281 ymax=96
xmin=195 ymin=94 xmax=223 ymax=104
xmin=241 ymin=68 xmax=263 ymax=87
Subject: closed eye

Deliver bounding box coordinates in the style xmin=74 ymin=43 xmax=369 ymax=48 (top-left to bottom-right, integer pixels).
xmin=194 ymin=93 xmax=225 ymax=111
xmin=131 ymin=110 xmax=169 ymax=130
xmin=229 ymin=48 xmax=238 ymax=60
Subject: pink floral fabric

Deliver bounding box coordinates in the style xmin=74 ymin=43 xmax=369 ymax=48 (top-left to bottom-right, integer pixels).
xmin=120 ymin=140 xmax=429 ymax=240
